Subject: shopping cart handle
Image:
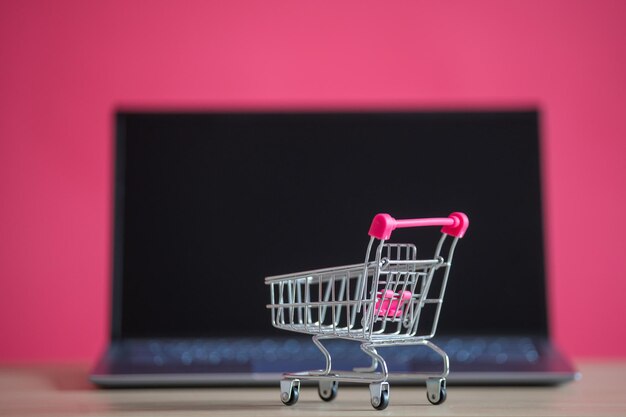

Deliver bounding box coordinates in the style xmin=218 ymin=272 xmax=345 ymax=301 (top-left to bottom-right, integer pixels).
xmin=368 ymin=212 xmax=469 ymax=240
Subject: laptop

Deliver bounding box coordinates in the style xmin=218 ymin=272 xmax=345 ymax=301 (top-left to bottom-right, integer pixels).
xmin=91 ymin=110 xmax=579 ymax=386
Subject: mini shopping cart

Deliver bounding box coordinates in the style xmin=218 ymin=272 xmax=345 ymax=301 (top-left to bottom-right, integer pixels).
xmin=265 ymin=212 xmax=469 ymax=410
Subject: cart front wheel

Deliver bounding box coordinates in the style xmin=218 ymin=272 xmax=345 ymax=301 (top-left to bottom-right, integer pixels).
xmin=318 ymin=380 xmax=338 ymax=402
xmin=280 ymin=379 xmax=300 ymax=406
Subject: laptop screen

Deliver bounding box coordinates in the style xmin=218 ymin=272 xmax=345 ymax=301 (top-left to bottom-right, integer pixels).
xmin=112 ymin=111 xmax=547 ymax=339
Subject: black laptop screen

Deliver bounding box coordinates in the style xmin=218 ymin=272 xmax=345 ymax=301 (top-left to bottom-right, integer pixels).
xmin=114 ymin=111 xmax=547 ymax=339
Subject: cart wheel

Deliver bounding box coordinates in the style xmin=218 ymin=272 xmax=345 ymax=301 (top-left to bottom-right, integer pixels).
xmin=318 ymin=380 xmax=338 ymax=402
xmin=372 ymin=389 xmax=389 ymax=410
xmin=280 ymin=379 xmax=300 ymax=406
xmin=427 ymin=386 xmax=447 ymax=405
xmin=369 ymin=382 xmax=390 ymax=411
xmin=426 ymin=377 xmax=447 ymax=405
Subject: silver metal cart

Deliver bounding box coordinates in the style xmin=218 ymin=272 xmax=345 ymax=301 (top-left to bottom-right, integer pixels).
xmin=265 ymin=212 xmax=469 ymax=410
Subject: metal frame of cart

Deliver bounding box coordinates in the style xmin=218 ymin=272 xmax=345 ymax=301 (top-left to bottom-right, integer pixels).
xmin=265 ymin=212 xmax=469 ymax=410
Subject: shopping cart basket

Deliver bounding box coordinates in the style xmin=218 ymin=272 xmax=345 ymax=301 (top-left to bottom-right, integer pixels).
xmin=265 ymin=212 xmax=469 ymax=410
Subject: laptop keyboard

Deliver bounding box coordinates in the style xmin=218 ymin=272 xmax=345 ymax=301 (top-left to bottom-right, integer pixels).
xmin=122 ymin=336 xmax=541 ymax=368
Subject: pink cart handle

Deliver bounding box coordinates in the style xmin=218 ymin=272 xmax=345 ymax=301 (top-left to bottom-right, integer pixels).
xmin=368 ymin=212 xmax=469 ymax=240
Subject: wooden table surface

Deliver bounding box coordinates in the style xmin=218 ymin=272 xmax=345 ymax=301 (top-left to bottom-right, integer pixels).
xmin=1 ymin=361 xmax=625 ymax=416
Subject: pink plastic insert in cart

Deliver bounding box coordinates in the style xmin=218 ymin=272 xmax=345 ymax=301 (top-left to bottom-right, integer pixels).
xmin=265 ymin=212 xmax=469 ymax=410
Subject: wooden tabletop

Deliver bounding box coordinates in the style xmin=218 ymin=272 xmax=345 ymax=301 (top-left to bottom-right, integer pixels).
xmin=0 ymin=361 xmax=625 ymax=416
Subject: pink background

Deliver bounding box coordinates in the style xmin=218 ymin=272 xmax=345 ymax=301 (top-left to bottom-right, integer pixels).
xmin=1 ymin=1 xmax=625 ymax=362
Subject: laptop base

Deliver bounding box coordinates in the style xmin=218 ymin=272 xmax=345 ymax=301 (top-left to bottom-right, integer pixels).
xmin=90 ymin=336 xmax=579 ymax=387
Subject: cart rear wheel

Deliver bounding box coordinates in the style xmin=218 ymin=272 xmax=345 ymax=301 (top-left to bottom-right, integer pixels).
xmin=427 ymin=386 xmax=446 ymax=404
xmin=371 ymin=389 xmax=389 ymax=410
xmin=318 ymin=380 xmax=338 ymax=402
xmin=369 ymin=382 xmax=390 ymax=411
xmin=426 ymin=377 xmax=447 ymax=405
